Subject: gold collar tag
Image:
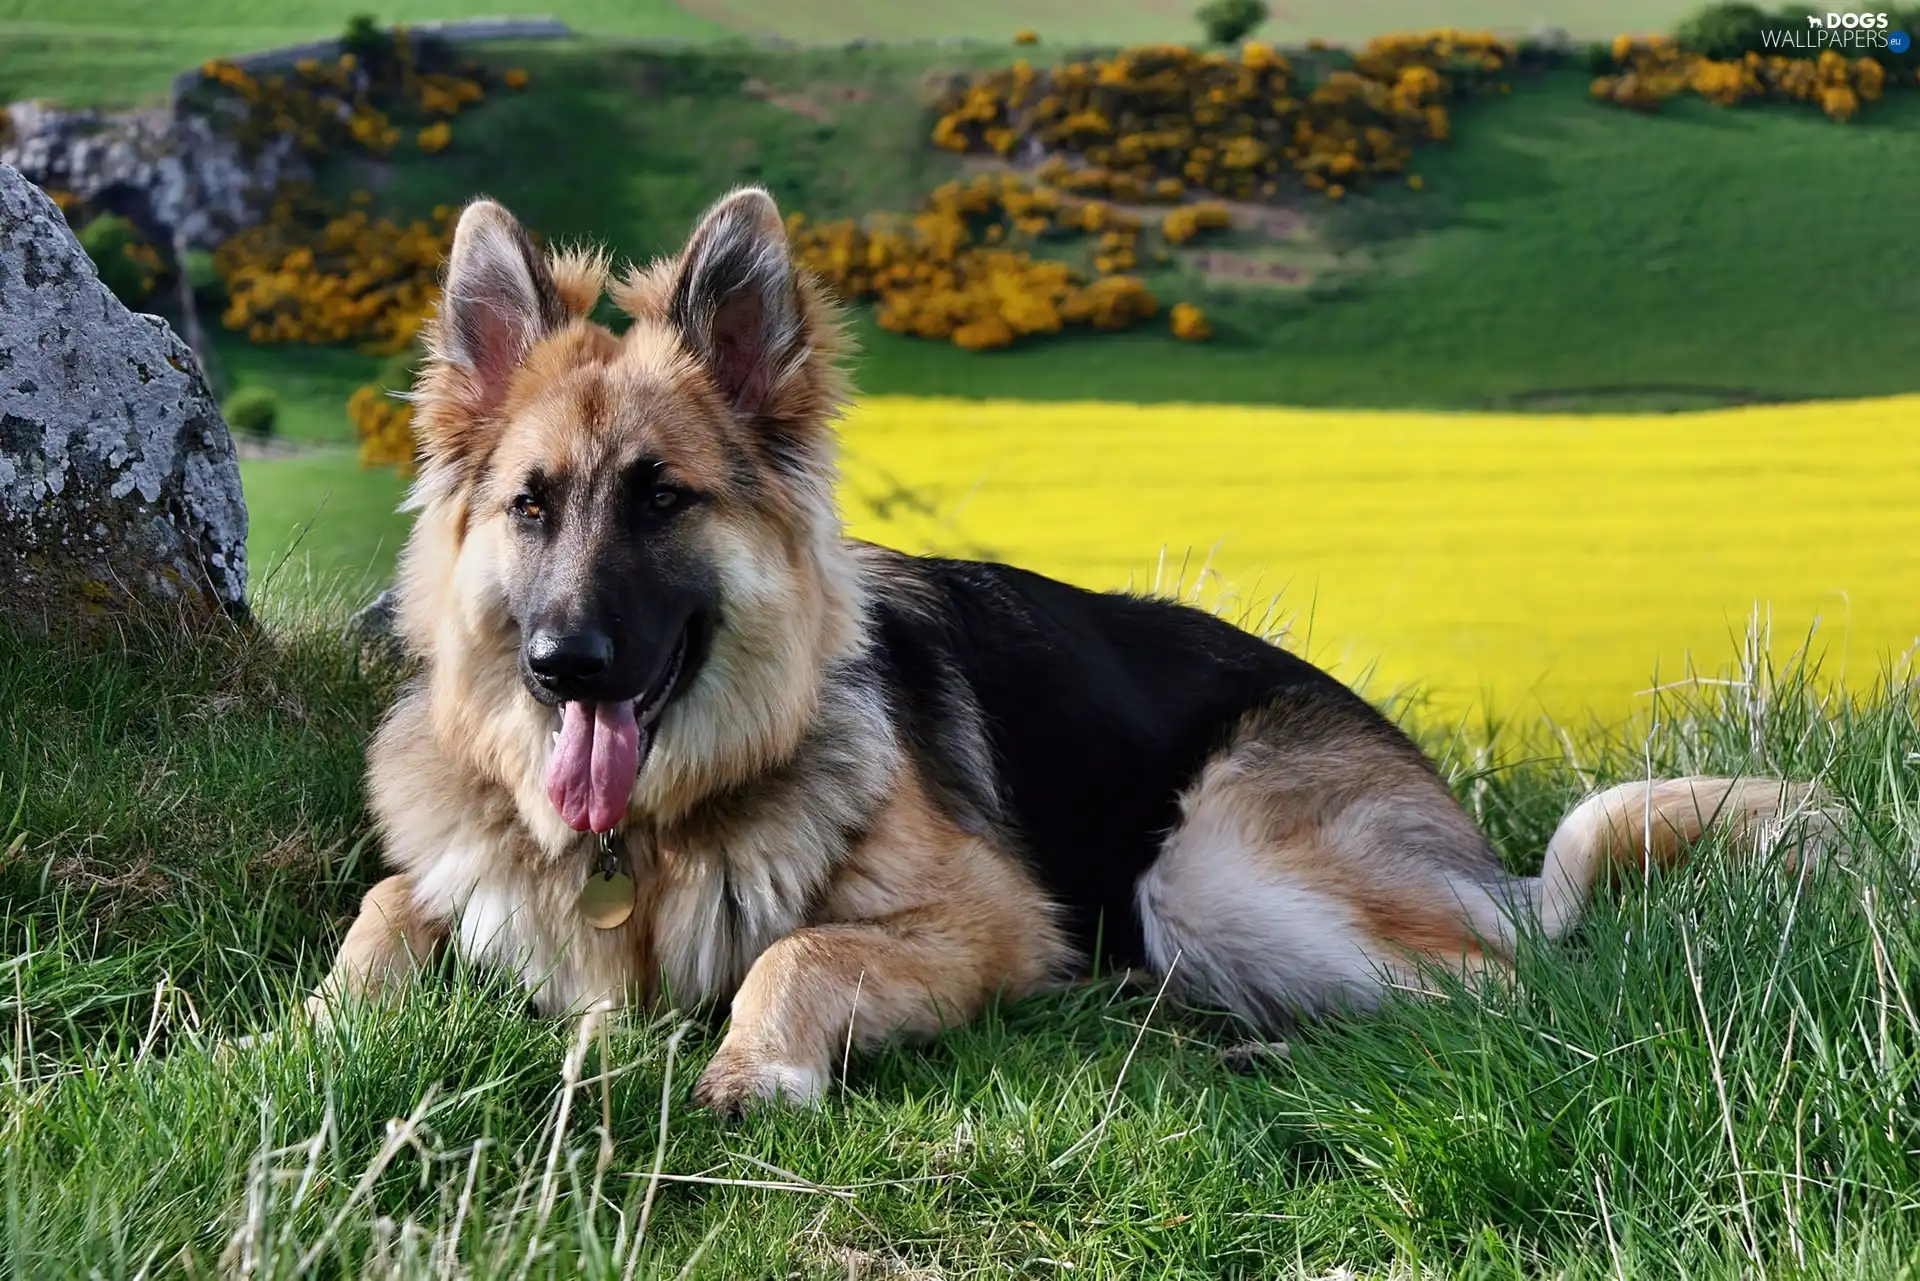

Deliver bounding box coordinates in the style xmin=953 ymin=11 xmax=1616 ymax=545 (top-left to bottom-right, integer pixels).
xmin=579 ymin=830 xmax=635 ymax=931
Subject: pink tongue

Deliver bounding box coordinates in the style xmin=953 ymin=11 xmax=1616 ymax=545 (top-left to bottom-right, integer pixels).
xmin=544 ymin=700 xmax=643 ymax=832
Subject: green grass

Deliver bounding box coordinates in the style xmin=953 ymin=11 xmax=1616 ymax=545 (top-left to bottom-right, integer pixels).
xmin=4 ymin=610 xmax=1917 ymax=1276
xmin=365 ymin=42 xmax=996 ymax=254
xmin=207 ymin=330 xmax=403 ymax=594
xmin=669 ymin=0 xmax=1703 ymax=47
xmin=0 ymin=0 xmax=1709 ymax=108
xmin=209 ymin=331 xmax=377 ymax=444
xmin=23 ymin=33 xmax=1920 ymax=416
xmin=0 ymin=0 xmax=727 ymax=106
xmin=840 ymin=74 xmax=1920 ymax=407
xmin=241 ymin=450 xmax=411 ymax=599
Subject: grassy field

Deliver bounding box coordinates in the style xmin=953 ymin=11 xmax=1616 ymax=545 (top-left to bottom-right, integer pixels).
xmin=673 ymin=0 xmax=1704 ymax=46
xmin=242 ymin=449 xmax=411 ymax=602
xmin=15 ymin=34 xmax=1920 ymax=410
xmin=0 ymin=0 xmax=1710 ymax=106
xmin=0 ymin=0 xmax=727 ymax=105
xmin=3 ymin=605 xmax=1917 ymax=1276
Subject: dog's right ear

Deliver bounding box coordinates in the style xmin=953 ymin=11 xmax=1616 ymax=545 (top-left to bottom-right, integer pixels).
xmin=418 ymin=199 xmax=566 ymax=466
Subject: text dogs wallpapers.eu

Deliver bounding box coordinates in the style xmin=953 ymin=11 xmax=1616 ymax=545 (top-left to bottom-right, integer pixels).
xmin=311 ymin=186 xmax=1836 ymax=1112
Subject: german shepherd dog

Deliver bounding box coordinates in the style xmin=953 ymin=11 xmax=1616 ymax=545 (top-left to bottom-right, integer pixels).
xmin=314 ymin=187 xmax=1836 ymax=1112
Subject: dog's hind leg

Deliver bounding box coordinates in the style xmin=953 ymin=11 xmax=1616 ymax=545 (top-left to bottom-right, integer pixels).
xmin=307 ymin=874 xmax=449 ymax=1023
xmin=692 ymin=771 xmax=1068 ymax=1113
xmin=1136 ymin=698 xmax=1843 ymax=1031
xmin=1134 ymin=696 xmax=1524 ymax=1030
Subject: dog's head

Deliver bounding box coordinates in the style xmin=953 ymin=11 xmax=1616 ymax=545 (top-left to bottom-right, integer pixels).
xmin=402 ymin=188 xmax=856 ymax=833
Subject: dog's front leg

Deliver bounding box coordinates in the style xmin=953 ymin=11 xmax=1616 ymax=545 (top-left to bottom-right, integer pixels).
xmin=692 ymin=770 xmax=1066 ymax=1113
xmin=693 ymin=914 xmax=1012 ymax=1112
xmin=306 ymin=874 xmax=448 ymax=1023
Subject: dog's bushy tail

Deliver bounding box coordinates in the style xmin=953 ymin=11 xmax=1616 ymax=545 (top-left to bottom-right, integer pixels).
xmin=1530 ymin=776 xmax=1842 ymax=938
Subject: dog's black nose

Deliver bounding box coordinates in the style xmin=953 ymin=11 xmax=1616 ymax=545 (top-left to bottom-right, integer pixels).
xmin=525 ymin=628 xmax=614 ymax=691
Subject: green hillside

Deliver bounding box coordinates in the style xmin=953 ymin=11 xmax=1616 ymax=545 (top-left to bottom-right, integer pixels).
xmin=678 ymin=0 xmax=1706 ymax=46
xmin=246 ymin=45 xmax=1920 ymax=413
xmin=9 ymin=22 xmax=1918 ymax=586
xmin=0 ymin=0 xmax=724 ymax=104
xmin=0 ymin=0 xmax=1714 ymax=108
xmin=199 ymin=38 xmax=1920 ymax=587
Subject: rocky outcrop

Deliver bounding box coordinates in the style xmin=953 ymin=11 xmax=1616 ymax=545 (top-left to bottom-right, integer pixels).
xmin=1 ymin=163 xmax=248 ymax=628
xmin=0 ymin=17 xmax=575 ymax=252
xmin=0 ymin=99 xmax=306 ymax=250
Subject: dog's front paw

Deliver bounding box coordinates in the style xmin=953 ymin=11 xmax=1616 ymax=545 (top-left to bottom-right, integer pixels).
xmin=692 ymin=1045 xmax=828 ymax=1116
xmin=214 ymin=992 xmax=336 ymax=1062
xmin=302 ymin=990 xmax=338 ymax=1030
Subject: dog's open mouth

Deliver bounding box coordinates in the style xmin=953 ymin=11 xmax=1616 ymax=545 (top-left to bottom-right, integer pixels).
xmin=543 ymin=632 xmax=688 ymax=832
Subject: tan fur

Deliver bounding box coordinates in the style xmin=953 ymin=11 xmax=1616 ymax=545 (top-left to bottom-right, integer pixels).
xmin=694 ymin=766 xmax=1068 ymax=1110
xmin=388 ymin=192 xmax=866 ymax=837
xmin=546 ymin=243 xmax=610 ymax=318
xmin=309 ymin=874 xmax=447 ymax=1017
xmin=1533 ymin=776 xmax=1839 ymax=936
xmin=1138 ymin=708 xmax=1517 ymax=1022
xmin=318 ymin=193 xmax=953 ymax=1108
xmin=610 ymin=203 xmax=853 ymax=448
xmin=1137 ymin=704 xmax=1837 ymax=1022
xmin=343 ymin=636 xmax=896 ymax=1023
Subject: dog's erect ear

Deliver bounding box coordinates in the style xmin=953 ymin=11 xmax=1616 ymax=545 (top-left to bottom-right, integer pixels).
xmin=433 ymin=199 xmax=566 ymax=423
xmin=668 ymin=187 xmax=804 ymax=418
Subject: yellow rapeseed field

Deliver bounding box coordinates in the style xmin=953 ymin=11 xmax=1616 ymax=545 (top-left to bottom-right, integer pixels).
xmin=836 ymin=395 xmax=1920 ymax=723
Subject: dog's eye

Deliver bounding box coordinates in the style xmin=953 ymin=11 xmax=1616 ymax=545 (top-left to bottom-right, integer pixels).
xmin=649 ymin=487 xmax=681 ymax=514
xmin=510 ymin=494 xmax=546 ymax=522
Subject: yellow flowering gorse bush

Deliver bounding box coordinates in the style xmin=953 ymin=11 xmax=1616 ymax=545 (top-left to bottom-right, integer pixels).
xmin=216 ymin=192 xmax=454 ymax=352
xmin=1159 ymin=200 xmax=1233 ymax=244
xmin=1594 ymin=36 xmax=1890 ymax=121
xmin=198 ymin=26 xmax=536 ymax=468
xmin=349 ymin=383 xmax=418 ymax=469
xmin=789 ymin=173 xmax=1239 ymax=350
xmin=932 ymin=33 xmax=1510 ymax=201
xmin=1169 ymin=301 xmax=1212 ymax=340
xmin=197 ymin=27 xmax=529 ymax=160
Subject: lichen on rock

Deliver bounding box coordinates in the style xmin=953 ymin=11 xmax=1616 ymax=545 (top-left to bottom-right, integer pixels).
xmin=1 ymin=162 xmax=248 ymax=629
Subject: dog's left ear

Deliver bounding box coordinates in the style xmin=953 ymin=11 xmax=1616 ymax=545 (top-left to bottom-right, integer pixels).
xmin=668 ymin=187 xmax=806 ymax=419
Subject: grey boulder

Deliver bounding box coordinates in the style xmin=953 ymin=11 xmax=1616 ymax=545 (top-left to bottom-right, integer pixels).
xmin=1 ymin=161 xmax=247 ymax=629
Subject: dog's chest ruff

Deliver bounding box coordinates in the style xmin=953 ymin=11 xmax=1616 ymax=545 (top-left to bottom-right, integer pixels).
xmin=416 ymin=659 xmax=902 ymax=1015
xmin=432 ymin=825 xmax=828 ymax=1015
xmin=641 ymin=830 xmax=829 ymax=1004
